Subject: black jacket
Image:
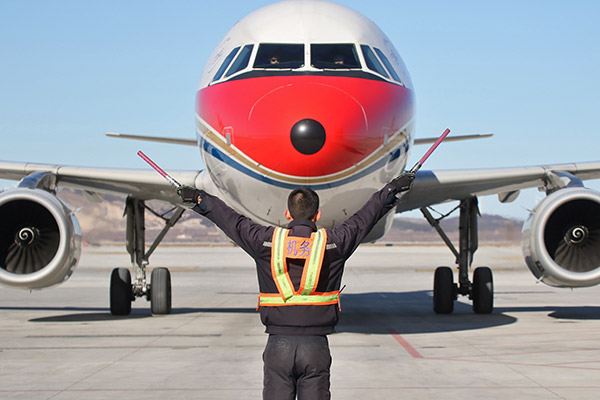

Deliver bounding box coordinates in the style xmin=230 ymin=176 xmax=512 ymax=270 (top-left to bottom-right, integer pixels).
xmin=192 ymin=184 xmax=398 ymax=335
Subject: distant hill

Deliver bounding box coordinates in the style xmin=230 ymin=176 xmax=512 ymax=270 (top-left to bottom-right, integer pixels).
xmin=55 ymin=188 xmax=523 ymax=245
xmin=384 ymin=214 xmax=522 ymax=243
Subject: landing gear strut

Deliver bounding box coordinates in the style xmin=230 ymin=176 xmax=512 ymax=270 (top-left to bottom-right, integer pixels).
xmin=109 ymin=197 xmax=184 ymax=315
xmin=421 ymin=196 xmax=494 ymax=314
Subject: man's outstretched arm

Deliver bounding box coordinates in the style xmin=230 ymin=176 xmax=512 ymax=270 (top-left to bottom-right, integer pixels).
xmin=178 ymin=187 xmax=271 ymax=258
xmin=329 ymin=172 xmax=414 ymax=257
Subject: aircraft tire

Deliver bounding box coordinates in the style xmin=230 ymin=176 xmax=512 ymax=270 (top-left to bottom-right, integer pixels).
xmin=150 ymin=267 xmax=172 ymax=315
xmin=110 ymin=267 xmax=132 ymax=316
xmin=433 ymin=266 xmax=454 ymax=314
xmin=472 ymin=266 xmax=494 ymax=314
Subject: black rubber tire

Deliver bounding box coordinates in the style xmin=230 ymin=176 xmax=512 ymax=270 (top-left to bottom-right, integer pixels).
xmin=472 ymin=266 xmax=494 ymax=314
xmin=433 ymin=266 xmax=455 ymax=314
xmin=110 ymin=268 xmax=132 ymax=315
xmin=150 ymin=267 xmax=172 ymax=315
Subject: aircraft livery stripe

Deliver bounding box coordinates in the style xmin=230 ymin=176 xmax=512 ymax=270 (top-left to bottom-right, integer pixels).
xmin=198 ymin=134 xmax=407 ymax=190
xmin=195 ymin=116 xmax=411 ymax=189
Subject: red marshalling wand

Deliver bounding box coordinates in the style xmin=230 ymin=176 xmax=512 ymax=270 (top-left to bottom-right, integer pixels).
xmin=408 ymin=128 xmax=451 ymax=174
xmin=137 ymin=151 xmax=182 ymax=188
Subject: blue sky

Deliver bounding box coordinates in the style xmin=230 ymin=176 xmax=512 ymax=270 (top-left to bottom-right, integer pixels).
xmin=1 ymin=0 xmax=599 ymax=220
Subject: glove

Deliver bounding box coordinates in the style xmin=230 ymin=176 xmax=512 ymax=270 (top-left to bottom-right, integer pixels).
xmin=177 ymin=186 xmax=201 ymax=204
xmin=390 ymin=172 xmax=415 ymax=194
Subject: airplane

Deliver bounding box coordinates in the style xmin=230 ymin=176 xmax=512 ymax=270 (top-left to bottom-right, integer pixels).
xmin=1 ymin=0 xmax=600 ymax=316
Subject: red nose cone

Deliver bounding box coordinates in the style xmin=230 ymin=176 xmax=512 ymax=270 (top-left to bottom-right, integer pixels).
xmin=243 ymin=78 xmax=370 ymax=176
xmin=196 ymin=75 xmax=413 ymax=178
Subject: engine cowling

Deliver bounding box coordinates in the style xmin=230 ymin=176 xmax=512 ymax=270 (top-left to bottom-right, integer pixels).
xmin=522 ymin=187 xmax=600 ymax=287
xmin=0 ymin=188 xmax=82 ymax=289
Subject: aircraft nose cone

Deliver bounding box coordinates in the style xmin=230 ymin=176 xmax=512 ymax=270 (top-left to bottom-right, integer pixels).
xmin=290 ymin=119 xmax=326 ymax=155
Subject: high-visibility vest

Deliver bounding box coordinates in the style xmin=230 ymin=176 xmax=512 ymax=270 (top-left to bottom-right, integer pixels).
xmin=259 ymin=227 xmax=340 ymax=307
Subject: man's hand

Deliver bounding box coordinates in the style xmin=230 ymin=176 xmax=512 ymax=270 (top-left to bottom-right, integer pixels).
xmin=177 ymin=186 xmax=201 ymax=204
xmin=390 ymin=172 xmax=415 ymax=194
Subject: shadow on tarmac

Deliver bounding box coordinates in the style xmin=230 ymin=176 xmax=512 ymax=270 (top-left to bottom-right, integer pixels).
xmin=25 ymin=308 xmax=152 ymax=322
xmin=336 ymin=292 xmax=600 ymax=334
xmin=496 ymin=306 xmax=600 ymax=320
xmin=336 ymin=291 xmax=517 ymax=335
xmin=10 ymin=291 xmax=600 ymax=327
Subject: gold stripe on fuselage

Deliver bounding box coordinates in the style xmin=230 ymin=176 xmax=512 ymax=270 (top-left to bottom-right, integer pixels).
xmin=195 ymin=115 xmax=412 ymax=185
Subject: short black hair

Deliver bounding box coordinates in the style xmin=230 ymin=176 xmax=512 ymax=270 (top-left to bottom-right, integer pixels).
xmin=287 ymin=187 xmax=319 ymax=220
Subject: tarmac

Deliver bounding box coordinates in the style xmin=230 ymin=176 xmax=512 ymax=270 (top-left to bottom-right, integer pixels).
xmin=1 ymin=243 xmax=599 ymax=399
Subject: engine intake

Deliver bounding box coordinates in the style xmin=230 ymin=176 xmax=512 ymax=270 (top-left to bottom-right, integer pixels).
xmin=522 ymin=188 xmax=600 ymax=287
xmin=0 ymin=189 xmax=81 ymax=289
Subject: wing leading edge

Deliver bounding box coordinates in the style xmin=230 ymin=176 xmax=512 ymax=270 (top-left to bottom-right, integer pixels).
xmin=398 ymin=161 xmax=600 ymax=212
xmin=0 ymin=161 xmax=205 ymax=204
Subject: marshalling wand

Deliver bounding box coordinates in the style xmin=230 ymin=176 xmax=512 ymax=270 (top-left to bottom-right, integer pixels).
xmin=393 ymin=128 xmax=450 ymax=197
xmin=408 ymin=128 xmax=450 ymax=174
xmin=137 ymin=150 xmax=182 ymax=188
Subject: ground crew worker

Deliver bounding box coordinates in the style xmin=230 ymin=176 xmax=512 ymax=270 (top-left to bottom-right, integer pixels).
xmin=178 ymin=172 xmax=414 ymax=399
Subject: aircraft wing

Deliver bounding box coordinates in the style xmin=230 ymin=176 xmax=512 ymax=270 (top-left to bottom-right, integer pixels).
xmin=4 ymin=159 xmax=600 ymax=211
xmin=0 ymin=161 xmax=204 ymax=204
xmin=397 ymin=161 xmax=600 ymax=212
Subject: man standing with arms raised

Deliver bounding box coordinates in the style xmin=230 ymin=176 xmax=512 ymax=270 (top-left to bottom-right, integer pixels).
xmin=178 ymin=172 xmax=414 ymax=399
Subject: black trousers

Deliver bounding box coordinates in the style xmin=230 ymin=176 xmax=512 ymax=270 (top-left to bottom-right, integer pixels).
xmin=263 ymin=334 xmax=332 ymax=400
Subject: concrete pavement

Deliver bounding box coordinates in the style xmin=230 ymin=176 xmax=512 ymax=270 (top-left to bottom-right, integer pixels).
xmin=1 ymin=244 xmax=599 ymax=399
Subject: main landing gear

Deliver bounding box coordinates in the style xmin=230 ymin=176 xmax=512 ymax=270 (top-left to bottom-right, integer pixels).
xmin=421 ymin=196 xmax=494 ymax=314
xmin=109 ymin=197 xmax=184 ymax=316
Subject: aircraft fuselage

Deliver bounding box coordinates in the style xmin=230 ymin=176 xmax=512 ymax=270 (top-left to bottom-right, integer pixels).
xmin=195 ymin=0 xmax=415 ymax=234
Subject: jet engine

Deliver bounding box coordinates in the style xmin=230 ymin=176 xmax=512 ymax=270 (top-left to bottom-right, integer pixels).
xmin=522 ymin=187 xmax=600 ymax=287
xmin=0 ymin=188 xmax=81 ymax=289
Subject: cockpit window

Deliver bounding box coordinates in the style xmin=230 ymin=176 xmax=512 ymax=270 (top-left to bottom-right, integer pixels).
xmin=374 ymin=47 xmax=402 ymax=83
xmin=213 ymin=46 xmax=240 ymax=82
xmin=311 ymin=44 xmax=361 ymax=69
xmin=225 ymin=44 xmax=254 ymax=78
xmin=361 ymin=45 xmax=389 ymax=78
xmin=254 ymin=44 xmax=304 ymax=69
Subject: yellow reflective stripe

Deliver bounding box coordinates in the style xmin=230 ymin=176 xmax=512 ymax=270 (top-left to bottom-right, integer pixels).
xmin=259 ymin=292 xmax=339 ymax=306
xmin=299 ymin=229 xmax=327 ymax=295
xmin=271 ymin=227 xmax=294 ymax=300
